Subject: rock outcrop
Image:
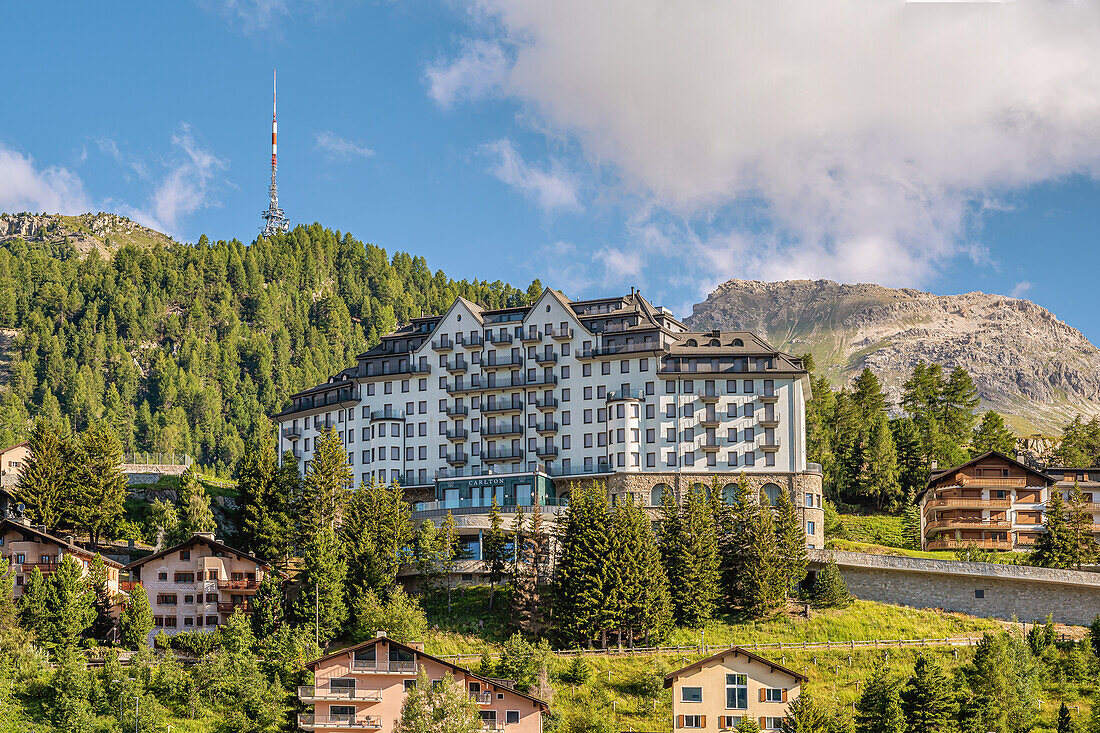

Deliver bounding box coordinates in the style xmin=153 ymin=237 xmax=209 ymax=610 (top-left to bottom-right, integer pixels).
xmin=0 ymin=212 xmax=175 ymax=255
xmin=686 ymin=279 xmax=1100 ymax=434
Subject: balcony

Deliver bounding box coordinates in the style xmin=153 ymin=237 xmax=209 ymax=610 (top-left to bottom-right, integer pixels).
xmin=701 ymin=440 xmax=722 ymax=452
xmin=759 ymin=417 xmax=780 ymax=428
xmin=534 ymin=352 xmax=558 ymax=365
xmin=520 ymin=331 xmax=542 ymax=343
xmin=483 ymin=449 xmax=524 ymax=463
xmin=526 ymin=375 xmax=558 ymax=388
xmin=282 ymin=427 xmax=301 ymax=441
xmin=370 ymin=408 xmax=406 ymax=421
xmin=483 ymin=423 xmax=523 ymax=437
xmin=958 ymin=476 xmax=1029 ymax=488
xmin=486 ymin=332 xmax=513 ymax=346
xmin=924 ymin=498 xmax=1012 ymax=512
xmin=297 ymin=714 xmax=382 ymax=730
xmin=533 ymin=397 xmax=558 ymax=411
xmin=408 ymin=363 xmax=431 ymax=375
xmin=445 ymin=359 xmax=469 ymax=374
xmin=297 ymin=686 xmax=382 ymax=703
xmin=700 ymin=416 xmax=721 ymax=428
xmin=448 ymin=380 xmax=485 ymax=394
xmin=446 ymin=428 xmax=469 ymax=442
xmin=697 ymin=391 xmax=720 ymax=403
xmin=446 ymin=404 xmax=469 ymax=417
xmin=217 ymin=579 xmax=261 ymax=591
xmin=313 ymin=417 xmax=335 ymax=431
xmin=546 ymin=461 xmax=613 ymax=477
xmin=218 ymin=602 xmax=252 ymax=613
xmin=432 ymin=337 xmax=455 ymax=352
xmin=481 ymin=401 xmax=524 ymax=415
xmin=576 ymin=342 xmax=664 ymax=359
xmin=759 ymin=393 xmax=779 ymax=403
xmin=926 ymin=538 xmax=1012 ymax=551
xmin=535 ymin=446 xmax=559 ymax=459
xmin=462 ymin=334 xmax=484 ymax=348
xmin=292 ymin=449 xmax=302 ymax=460
xmin=446 ymin=452 xmax=469 ymax=466
xmin=759 ymin=440 xmax=780 ymax=452
xmin=606 ymin=389 xmax=644 ymax=402
xmin=349 ymin=659 xmax=418 ymax=674
xmin=482 ymin=356 xmax=524 ymax=371
xmin=549 ymin=327 xmax=573 ymax=340
xmin=535 ymin=421 xmax=559 ymax=435
xmin=925 ymin=518 xmax=1011 ymax=534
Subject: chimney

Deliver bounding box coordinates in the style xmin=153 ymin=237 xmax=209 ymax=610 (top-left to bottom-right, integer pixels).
xmin=195 ymin=531 xmax=216 ymax=541
xmin=375 ymin=630 xmax=388 ymax=639
xmin=930 ymin=460 xmax=938 ymax=471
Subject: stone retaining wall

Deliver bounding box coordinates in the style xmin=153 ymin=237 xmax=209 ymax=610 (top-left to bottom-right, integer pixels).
xmin=810 ymin=550 xmax=1100 ymax=626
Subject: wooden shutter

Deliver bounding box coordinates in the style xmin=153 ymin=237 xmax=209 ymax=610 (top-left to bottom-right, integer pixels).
xmin=677 ymin=715 xmax=684 ymax=728
xmin=782 ymin=688 xmax=788 ymax=702
xmin=760 ymin=717 xmax=767 ymax=729
xmin=699 ymin=716 xmax=706 ymax=728
xmin=759 ymin=688 xmax=766 ymax=702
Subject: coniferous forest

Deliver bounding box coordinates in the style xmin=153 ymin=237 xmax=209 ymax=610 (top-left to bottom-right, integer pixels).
xmin=0 ymin=225 xmax=540 ymax=469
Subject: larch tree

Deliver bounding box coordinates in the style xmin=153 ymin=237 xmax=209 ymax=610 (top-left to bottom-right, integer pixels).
xmin=970 ymin=411 xmax=1016 ymax=457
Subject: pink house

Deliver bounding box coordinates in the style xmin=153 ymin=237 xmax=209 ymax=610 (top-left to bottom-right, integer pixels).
xmin=300 ymin=633 xmax=548 ymax=732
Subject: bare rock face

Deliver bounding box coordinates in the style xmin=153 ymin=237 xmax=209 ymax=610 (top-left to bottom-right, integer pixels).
xmin=686 ymin=279 xmax=1100 ymax=434
xmin=0 ymin=212 xmax=175 ymax=254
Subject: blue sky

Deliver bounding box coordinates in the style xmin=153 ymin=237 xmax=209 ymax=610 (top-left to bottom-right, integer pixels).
xmin=2 ymin=1 xmax=1100 ymax=340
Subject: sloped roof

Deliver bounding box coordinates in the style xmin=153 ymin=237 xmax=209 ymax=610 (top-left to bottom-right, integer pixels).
xmin=0 ymin=518 xmax=124 ymax=568
xmin=125 ymin=533 xmax=272 ymax=572
xmin=918 ymin=450 xmax=1054 ymax=501
xmin=663 ymin=645 xmax=808 ymax=687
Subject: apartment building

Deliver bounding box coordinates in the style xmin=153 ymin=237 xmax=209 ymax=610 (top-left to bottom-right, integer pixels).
xmin=919 ymin=451 xmax=1100 ymax=551
xmin=125 ymin=532 xmax=272 ymax=643
xmin=0 ymin=441 xmax=28 ymax=488
xmin=272 ymin=288 xmax=825 ymax=562
xmin=664 ymin=646 xmax=806 ymax=731
xmin=300 ymin=632 xmax=548 ymax=732
xmin=0 ymin=517 xmax=124 ymax=600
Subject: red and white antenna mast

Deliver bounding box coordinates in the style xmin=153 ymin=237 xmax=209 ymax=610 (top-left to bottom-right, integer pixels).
xmin=261 ymin=68 xmax=290 ymax=237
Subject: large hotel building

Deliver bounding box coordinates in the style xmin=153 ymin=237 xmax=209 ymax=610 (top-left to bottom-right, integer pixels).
xmin=273 ymin=288 xmax=824 ymax=563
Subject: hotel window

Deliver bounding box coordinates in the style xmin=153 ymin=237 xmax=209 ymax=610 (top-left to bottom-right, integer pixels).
xmin=647 ymin=453 xmax=656 ymax=467
xmin=584 ymin=409 xmax=593 ymax=424
xmin=807 ymin=521 xmax=816 ymax=536
xmin=621 ymin=360 xmax=629 ymax=373
xmin=175 ymin=572 xmax=194 ymax=583
xmin=744 ymin=427 xmax=754 ymax=442
xmin=562 ymin=411 xmax=571 ymax=425
xmin=684 ymin=403 xmax=695 ymax=418
xmin=646 ymin=403 xmax=655 ymax=419
xmin=806 ymin=492 xmax=814 ymax=506
xmin=584 ymin=434 xmax=593 ymax=448
xmin=765 ymin=453 xmax=775 ymax=466
xmin=562 ymin=366 xmax=570 ymax=379
xmin=745 ymin=451 xmax=756 ymax=466
xmin=562 ymin=389 xmax=571 ymax=401
xmin=584 ymin=387 xmax=592 ymax=400
xmin=666 ymin=380 xmax=676 ymax=393
xmin=743 ymin=403 xmax=753 ymax=417
xmin=583 ymin=363 xmax=592 ymax=377
xmin=727 ymin=404 xmax=737 ymax=417
xmin=684 ymin=451 xmax=695 ymax=466
xmin=727 ymin=452 xmax=738 ymax=467
xmin=726 ymin=674 xmax=748 ymax=708
xmin=646 ymin=429 xmax=655 ymax=443
xmin=682 ymin=686 xmax=703 ymax=703
xmin=666 ymin=451 xmax=677 ymax=467
xmin=602 ymin=362 xmax=611 ymax=375
xmin=666 ymin=404 xmax=676 ymax=418
xmin=385 ymin=382 xmax=392 ymax=394
xmin=744 ymin=379 xmax=754 ymax=393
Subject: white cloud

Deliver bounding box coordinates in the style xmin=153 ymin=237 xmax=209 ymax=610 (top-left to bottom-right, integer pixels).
xmin=425 ymin=39 xmax=509 ymax=109
xmin=121 ymin=125 xmax=227 ymax=236
xmin=315 ymin=130 xmax=375 ymax=160
xmin=433 ymin=0 xmax=1100 ymax=289
xmin=0 ymin=144 xmax=91 ymax=214
xmin=199 ymin=0 xmax=290 ymax=35
xmin=482 ymin=138 xmax=580 ymax=212
xmin=1011 ymin=281 xmax=1034 ymax=299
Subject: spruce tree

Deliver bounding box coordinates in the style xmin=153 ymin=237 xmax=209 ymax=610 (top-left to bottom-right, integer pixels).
xmin=672 ymin=482 xmax=720 ymax=625
xmin=440 ymin=510 xmax=461 ymax=613
xmin=720 ymin=473 xmax=755 ymax=607
xmin=86 ymin=554 xmax=115 ymax=643
xmin=1031 ymin=488 xmax=1074 ymax=569
xmin=18 ymin=420 xmax=74 ymax=528
xmin=293 ymin=524 xmax=348 ymax=645
xmin=249 ymin=572 xmax=284 ymax=639
xmin=413 ymin=519 xmax=442 ymax=588
xmin=342 ymin=478 xmax=412 ymax=612
xmin=482 ymin=496 xmax=508 ymax=610
xmin=300 ymin=427 xmax=353 ymax=539
xmin=900 ymin=654 xmax=957 ymax=733
xmin=971 ymin=411 xmax=1016 ymax=456
xmin=0 ymin=556 xmax=15 ymax=627
xmin=120 ymin=583 xmax=155 ymax=649
xmin=774 ymin=486 xmax=808 ymax=593
xmin=855 ymin=668 xmax=905 ymax=733
xmin=1066 ymin=482 xmax=1098 ymax=569
xmin=19 ymin=566 xmax=49 ymax=637
xmin=779 ymin=691 xmax=829 ymax=733
xmin=552 ymin=481 xmax=612 ymax=647
xmin=812 ymin=556 xmax=851 ymax=608
xmin=742 ymin=487 xmax=785 ymax=616
xmin=43 ymin=555 xmax=96 ymax=652
xmin=861 ymin=414 xmax=903 ymax=511
xmin=75 ymin=422 xmax=128 ymax=545
xmin=237 ymin=437 xmax=289 ymax=563
xmin=608 ymin=495 xmax=672 ymax=647
xmin=959 ymin=632 xmax=1038 ymax=733
xmin=942 ymin=366 xmax=980 ymax=444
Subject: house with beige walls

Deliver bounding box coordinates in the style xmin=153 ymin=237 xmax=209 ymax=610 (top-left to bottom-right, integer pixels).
xmin=125 ymin=532 xmax=272 ymax=643
xmin=300 ymin=632 xmax=548 ymax=732
xmin=0 ymin=517 xmax=124 ymax=602
xmin=664 ymin=646 xmax=807 ymax=731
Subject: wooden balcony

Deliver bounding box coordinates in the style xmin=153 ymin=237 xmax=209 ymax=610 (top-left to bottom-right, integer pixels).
xmin=297 ymin=686 xmax=382 ymax=703
xmin=924 ymin=498 xmax=1011 ymax=512
xmin=957 ymin=476 xmax=1030 ymax=488
xmin=217 ymin=602 xmax=252 ymax=613
xmin=925 ymin=538 xmax=1012 ymax=551
xmin=298 ymin=714 xmax=382 ymax=730
xmin=217 ymin=579 xmax=260 ymax=591
xmin=925 ymin=518 xmax=1011 ymax=534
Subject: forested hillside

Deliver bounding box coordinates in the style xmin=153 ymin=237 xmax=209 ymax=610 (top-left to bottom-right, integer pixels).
xmin=0 ymin=218 xmax=538 ymax=470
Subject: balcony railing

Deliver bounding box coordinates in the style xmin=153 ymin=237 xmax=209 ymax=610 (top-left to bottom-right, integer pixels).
xmin=412 ymin=497 xmax=569 ymax=514
xmin=481 ymin=401 xmax=524 ymax=414
xmin=370 ymin=408 xmax=406 ymax=421
xmin=759 ymin=393 xmax=779 ymax=403
xmin=462 ymin=334 xmax=484 ymax=348
xmin=470 ymin=691 xmax=493 ymax=704
xmin=958 ymin=476 xmax=1029 ymax=488
xmin=349 ymin=659 xmax=418 ymax=674
xmin=446 ymin=453 xmax=469 ymax=466
xmin=548 ymin=327 xmax=573 ymax=340
xmin=759 ymin=417 xmax=780 ymax=428
xmin=217 ymin=602 xmax=252 ymax=613
xmin=535 ymin=421 xmax=559 ymax=434
xmin=576 ymin=342 xmax=663 ymax=359
xmin=520 ymin=331 xmax=542 ymax=343
xmin=483 ymin=423 xmax=523 ymax=436
xmin=432 ymin=337 xmax=454 ymax=351
xmin=759 ymin=440 xmax=781 ymax=452
xmin=924 ymin=498 xmax=1012 ymax=512
xmin=535 ymin=446 xmax=559 ymax=459
xmin=297 ymin=686 xmax=383 ymax=702
xmin=925 ymin=519 xmax=1011 ymax=534
xmin=282 ymin=427 xmax=301 ymax=441
xmin=925 ymin=538 xmax=1012 ymax=551
xmin=533 ymin=397 xmax=558 ymax=411
xmin=217 ymin=579 xmax=261 ymax=591
xmin=545 ymin=461 xmax=613 ymax=477
xmin=297 ymin=713 xmax=382 ymax=729
xmin=446 ymin=428 xmax=469 ymax=441
xmin=486 ymin=332 xmax=513 ymax=345
xmin=697 ymin=390 xmax=720 ymax=403
xmin=483 ymin=449 xmax=525 ymax=462
xmin=482 ymin=356 xmax=524 ymax=370
xmin=446 ymin=359 xmax=469 ymax=373
xmin=606 ymin=389 xmax=644 ymax=402
xmin=701 ymin=440 xmax=722 ymax=452
xmin=526 ymin=375 xmax=558 ymax=388
xmin=700 ymin=415 xmax=721 ymax=427
xmin=446 ymin=404 xmax=470 ymax=417
xmin=534 ymin=352 xmax=558 ymax=364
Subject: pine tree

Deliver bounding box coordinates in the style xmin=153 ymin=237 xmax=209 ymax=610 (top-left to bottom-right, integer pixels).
xmin=43 ymin=555 xmax=96 ymax=652
xmin=249 ymin=572 xmax=284 ymax=639
xmin=1066 ymin=482 xmax=1098 ymax=569
xmin=75 ymin=422 xmax=128 ymax=545
xmin=742 ymin=487 xmax=785 ymax=616
xmin=18 ymin=421 xmax=74 ymax=528
xmin=855 ymin=668 xmax=905 ymax=733
xmin=120 ymin=583 xmax=155 ymax=649
xmin=971 ymin=411 xmax=1016 ymax=456
xmin=293 ymin=524 xmax=348 ymax=645
xmin=774 ymin=486 xmax=808 ymax=594
xmin=86 ymin=554 xmax=115 ymax=643
xmin=482 ymin=496 xmax=508 ymax=610
xmin=671 ymin=483 xmax=720 ymax=625
xmin=900 ymin=654 xmax=957 ymax=733
xmin=552 ymin=481 xmax=612 ymax=647
xmin=1031 ymin=488 xmax=1074 ymax=569
xmin=812 ymin=556 xmax=850 ymax=608
xmin=19 ymin=566 xmax=49 ymax=637
xmin=780 ymin=691 xmax=830 ymax=733
xmin=1057 ymin=703 xmax=1074 ymax=733
xmin=608 ymin=495 xmax=672 ymax=647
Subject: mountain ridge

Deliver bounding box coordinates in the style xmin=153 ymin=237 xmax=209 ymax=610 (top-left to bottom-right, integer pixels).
xmin=685 ymin=278 xmax=1100 ymax=435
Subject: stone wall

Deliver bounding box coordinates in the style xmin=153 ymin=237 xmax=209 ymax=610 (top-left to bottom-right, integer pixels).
xmin=811 ymin=550 xmax=1100 ymax=626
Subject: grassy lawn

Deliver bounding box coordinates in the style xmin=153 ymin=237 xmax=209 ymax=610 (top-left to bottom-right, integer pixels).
xmin=835 ymin=513 xmax=912 ymax=547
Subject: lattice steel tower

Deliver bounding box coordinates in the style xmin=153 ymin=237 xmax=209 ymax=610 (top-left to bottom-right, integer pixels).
xmin=261 ymin=69 xmax=290 ymax=237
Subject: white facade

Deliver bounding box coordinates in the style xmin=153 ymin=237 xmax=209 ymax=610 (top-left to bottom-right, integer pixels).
xmin=274 ymin=289 xmax=813 ymax=491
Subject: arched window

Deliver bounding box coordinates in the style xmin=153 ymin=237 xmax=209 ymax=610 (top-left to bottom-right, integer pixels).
xmin=732 ymin=338 xmax=744 ymax=347
xmin=722 ymin=483 xmax=740 ymax=506
xmin=762 ymin=483 xmax=782 ymax=506
xmin=708 ymin=338 xmax=720 ymax=347
xmin=650 ymin=483 xmax=670 ymax=507
xmin=685 ymin=338 xmax=698 ymax=347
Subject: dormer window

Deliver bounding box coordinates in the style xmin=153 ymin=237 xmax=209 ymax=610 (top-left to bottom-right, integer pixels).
xmin=732 ymin=338 xmax=744 ymax=347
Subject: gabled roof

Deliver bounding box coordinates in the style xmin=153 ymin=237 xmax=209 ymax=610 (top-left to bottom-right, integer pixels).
xmin=663 ymin=645 xmax=808 ymax=687
xmin=306 ymin=635 xmax=550 ymax=710
xmin=0 ymin=441 xmax=28 ymax=454
xmin=0 ymin=518 xmax=124 ymax=568
xmin=126 ymin=533 xmax=272 ymax=572
xmin=919 ymin=450 xmax=1054 ymax=501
